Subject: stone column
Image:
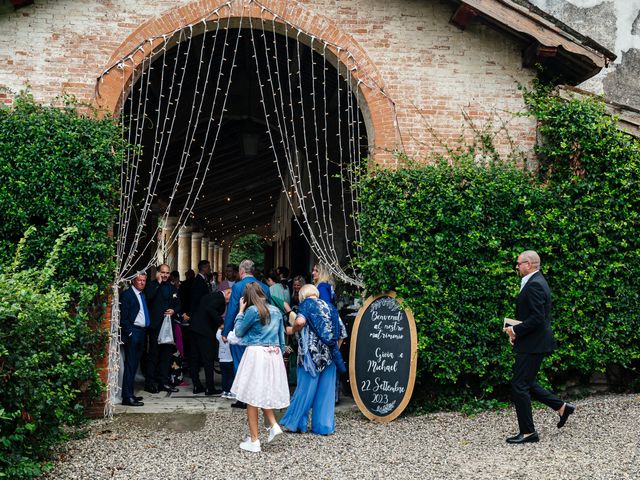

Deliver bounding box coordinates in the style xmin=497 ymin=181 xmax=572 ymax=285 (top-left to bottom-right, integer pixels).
xmin=212 ymin=245 xmax=219 ymax=273
xmin=191 ymin=232 xmax=203 ymax=271
xmin=217 ymin=245 xmax=224 ymax=272
xmin=208 ymin=243 xmax=216 ymax=269
xmin=177 ymin=226 xmax=192 ymax=280
xmin=218 ymin=245 xmax=225 ymax=271
xmin=201 ymin=237 xmax=209 ymax=268
xmin=163 ymin=216 xmax=178 ymax=271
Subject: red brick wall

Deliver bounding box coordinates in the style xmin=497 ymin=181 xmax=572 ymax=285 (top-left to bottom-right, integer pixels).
xmin=0 ymin=0 xmax=537 ymax=164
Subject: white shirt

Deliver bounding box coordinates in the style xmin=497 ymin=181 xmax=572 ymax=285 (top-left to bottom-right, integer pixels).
xmin=520 ymin=270 xmax=539 ymax=292
xmin=216 ymin=329 xmax=233 ymax=362
xmin=131 ymin=286 xmax=147 ymax=327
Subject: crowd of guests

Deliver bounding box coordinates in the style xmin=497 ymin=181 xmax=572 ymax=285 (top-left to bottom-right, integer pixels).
xmin=119 ymin=258 xmax=347 ymax=452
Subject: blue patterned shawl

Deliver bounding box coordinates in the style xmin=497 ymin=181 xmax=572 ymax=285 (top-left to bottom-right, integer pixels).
xmin=297 ymin=297 xmax=347 ymax=375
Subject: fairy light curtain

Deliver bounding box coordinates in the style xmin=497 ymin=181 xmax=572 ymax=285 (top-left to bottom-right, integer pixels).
xmin=96 ymin=0 xmax=388 ymax=417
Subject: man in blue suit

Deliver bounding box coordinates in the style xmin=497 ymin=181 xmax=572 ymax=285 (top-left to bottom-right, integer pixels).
xmin=221 ymin=259 xmax=270 ymax=408
xmin=120 ymin=272 xmax=150 ymax=407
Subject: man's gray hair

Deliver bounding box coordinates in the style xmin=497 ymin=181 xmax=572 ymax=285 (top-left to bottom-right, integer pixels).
xmin=239 ymin=259 xmax=255 ymax=274
xmin=520 ymin=250 xmax=541 ymax=267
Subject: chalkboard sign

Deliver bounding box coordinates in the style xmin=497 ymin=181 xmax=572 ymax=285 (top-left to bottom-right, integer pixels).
xmin=349 ymin=292 xmax=417 ymax=422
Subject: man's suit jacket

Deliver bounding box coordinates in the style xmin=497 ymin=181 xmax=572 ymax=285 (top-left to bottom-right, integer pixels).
xmin=223 ymin=275 xmax=271 ymax=336
xmin=179 ymin=277 xmax=193 ymax=316
xmin=189 ymin=274 xmax=210 ymax=317
xmin=145 ymin=280 xmax=181 ymax=330
xmin=120 ymin=286 xmax=142 ymax=340
xmin=513 ymin=271 xmax=557 ymax=354
xmin=190 ymin=291 xmax=226 ymax=340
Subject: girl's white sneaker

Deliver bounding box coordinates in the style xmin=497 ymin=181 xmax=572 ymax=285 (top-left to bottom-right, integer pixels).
xmin=239 ymin=438 xmax=261 ymax=452
xmin=267 ymin=423 xmax=283 ymax=443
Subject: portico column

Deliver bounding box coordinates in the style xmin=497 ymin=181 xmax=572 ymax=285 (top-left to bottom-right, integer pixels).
xmin=208 ymin=243 xmax=216 ymax=270
xmin=217 ymin=245 xmax=225 ymax=272
xmin=191 ymin=232 xmax=203 ymax=271
xmin=201 ymin=236 xmax=209 ymax=268
xmin=212 ymin=245 xmax=219 ymax=273
xmin=163 ymin=216 xmax=178 ymax=271
xmin=177 ymin=226 xmax=192 ymax=280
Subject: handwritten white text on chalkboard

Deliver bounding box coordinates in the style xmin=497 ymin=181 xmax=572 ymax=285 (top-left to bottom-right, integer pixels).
xmin=367 ymin=347 xmax=399 ymax=373
xmin=361 ymin=377 xmax=406 ymax=394
xmin=369 ymin=309 xmax=405 ymax=340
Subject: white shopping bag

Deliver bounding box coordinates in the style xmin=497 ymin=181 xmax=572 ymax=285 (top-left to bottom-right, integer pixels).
xmin=158 ymin=315 xmax=175 ymax=344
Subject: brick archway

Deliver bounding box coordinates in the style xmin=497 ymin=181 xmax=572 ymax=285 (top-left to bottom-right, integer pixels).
xmin=94 ymin=0 xmax=398 ymax=163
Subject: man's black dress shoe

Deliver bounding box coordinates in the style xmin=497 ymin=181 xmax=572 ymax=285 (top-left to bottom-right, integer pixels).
xmin=144 ymin=385 xmax=159 ymax=394
xmin=506 ymin=432 xmax=539 ymax=444
xmin=133 ymin=395 xmax=144 ymax=402
xmin=557 ymin=403 xmax=576 ymax=428
xmin=205 ymin=388 xmax=223 ymax=396
xmin=160 ymin=384 xmax=179 ymax=393
xmin=122 ymin=397 xmax=144 ymax=407
xmin=231 ymin=400 xmax=247 ymax=409
xmin=193 ymin=385 xmax=205 ymax=395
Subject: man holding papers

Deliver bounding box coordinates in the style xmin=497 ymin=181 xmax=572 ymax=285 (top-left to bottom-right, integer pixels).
xmin=503 ymin=250 xmax=575 ymax=444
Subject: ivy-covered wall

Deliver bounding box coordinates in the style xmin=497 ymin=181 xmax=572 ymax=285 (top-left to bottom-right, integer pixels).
xmin=0 ymin=93 xmax=124 ymax=479
xmin=357 ymin=84 xmax=640 ymax=407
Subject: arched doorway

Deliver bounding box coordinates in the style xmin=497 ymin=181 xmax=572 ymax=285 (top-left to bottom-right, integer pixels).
xmin=119 ymin=25 xmax=368 ymax=278
xmin=96 ymin=0 xmax=397 ymax=415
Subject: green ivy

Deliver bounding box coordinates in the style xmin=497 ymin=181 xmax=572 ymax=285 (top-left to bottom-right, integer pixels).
xmin=0 ymin=93 xmax=124 ymax=479
xmin=356 ymin=82 xmax=640 ymax=405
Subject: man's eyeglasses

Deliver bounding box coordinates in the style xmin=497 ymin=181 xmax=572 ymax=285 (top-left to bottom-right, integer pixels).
xmin=515 ymin=260 xmax=530 ymax=267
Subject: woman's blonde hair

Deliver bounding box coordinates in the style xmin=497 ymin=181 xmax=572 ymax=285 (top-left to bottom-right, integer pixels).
xmin=298 ymin=284 xmax=319 ymax=302
xmin=313 ymin=263 xmax=334 ymax=286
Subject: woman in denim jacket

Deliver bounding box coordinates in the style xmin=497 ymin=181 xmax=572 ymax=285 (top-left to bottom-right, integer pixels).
xmin=230 ymin=282 xmax=290 ymax=452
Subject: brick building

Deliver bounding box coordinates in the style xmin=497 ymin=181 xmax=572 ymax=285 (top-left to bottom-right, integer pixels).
xmin=0 ymin=0 xmax=616 ymax=265
xmin=0 ymin=0 xmax=619 ymax=413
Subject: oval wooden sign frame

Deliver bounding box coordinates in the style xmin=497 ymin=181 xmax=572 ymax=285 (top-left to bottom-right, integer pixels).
xmin=349 ymin=291 xmax=418 ymax=422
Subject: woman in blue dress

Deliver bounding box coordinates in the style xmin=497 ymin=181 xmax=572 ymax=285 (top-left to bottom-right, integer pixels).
xmin=280 ymin=284 xmax=347 ymax=435
xmin=312 ymin=263 xmax=336 ymax=305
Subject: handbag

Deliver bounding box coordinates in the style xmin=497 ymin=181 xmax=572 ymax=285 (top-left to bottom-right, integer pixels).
xmin=158 ymin=314 xmax=175 ymax=344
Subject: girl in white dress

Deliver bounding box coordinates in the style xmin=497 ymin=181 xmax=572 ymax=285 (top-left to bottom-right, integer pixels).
xmin=231 ymin=282 xmax=290 ymax=452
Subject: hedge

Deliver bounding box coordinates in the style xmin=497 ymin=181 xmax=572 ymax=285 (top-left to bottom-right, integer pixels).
xmin=357 ymin=83 xmax=640 ymax=406
xmin=0 ymin=93 xmax=124 ymax=479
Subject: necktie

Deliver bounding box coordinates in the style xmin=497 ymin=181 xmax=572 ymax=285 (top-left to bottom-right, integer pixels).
xmin=140 ymin=292 xmax=150 ymax=327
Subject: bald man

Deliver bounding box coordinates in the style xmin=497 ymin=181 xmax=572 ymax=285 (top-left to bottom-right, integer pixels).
xmin=503 ymin=250 xmax=575 ymax=444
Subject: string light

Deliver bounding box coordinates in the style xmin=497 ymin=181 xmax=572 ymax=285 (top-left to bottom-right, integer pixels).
xmin=99 ymin=0 xmax=393 ymax=417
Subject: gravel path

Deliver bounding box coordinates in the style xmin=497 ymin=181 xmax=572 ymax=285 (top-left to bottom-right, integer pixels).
xmin=45 ymin=394 xmax=639 ymax=479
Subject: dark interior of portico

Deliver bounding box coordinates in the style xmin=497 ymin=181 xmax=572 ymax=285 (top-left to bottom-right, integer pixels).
xmin=121 ymin=27 xmax=368 ymax=277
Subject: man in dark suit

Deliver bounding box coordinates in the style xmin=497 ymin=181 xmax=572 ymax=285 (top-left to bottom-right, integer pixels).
xmin=189 ymin=289 xmax=230 ymax=395
xmin=144 ymin=263 xmax=181 ymax=394
xmin=120 ymin=272 xmax=150 ymax=407
xmin=190 ymin=260 xmax=212 ymax=319
xmin=503 ymin=250 xmax=575 ymax=444
xmin=187 ymin=260 xmax=213 ymax=391
xmin=179 ymin=269 xmax=195 ymax=319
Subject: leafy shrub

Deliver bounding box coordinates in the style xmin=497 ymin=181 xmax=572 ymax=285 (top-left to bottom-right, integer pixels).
xmin=0 ymin=229 xmax=101 ymax=478
xmin=357 ymin=83 xmax=640 ymax=404
xmin=523 ymin=83 xmax=640 ymax=377
xmin=0 ymin=92 xmax=121 ymax=290
xmin=0 ymin=93 xmax=123 ymax=478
